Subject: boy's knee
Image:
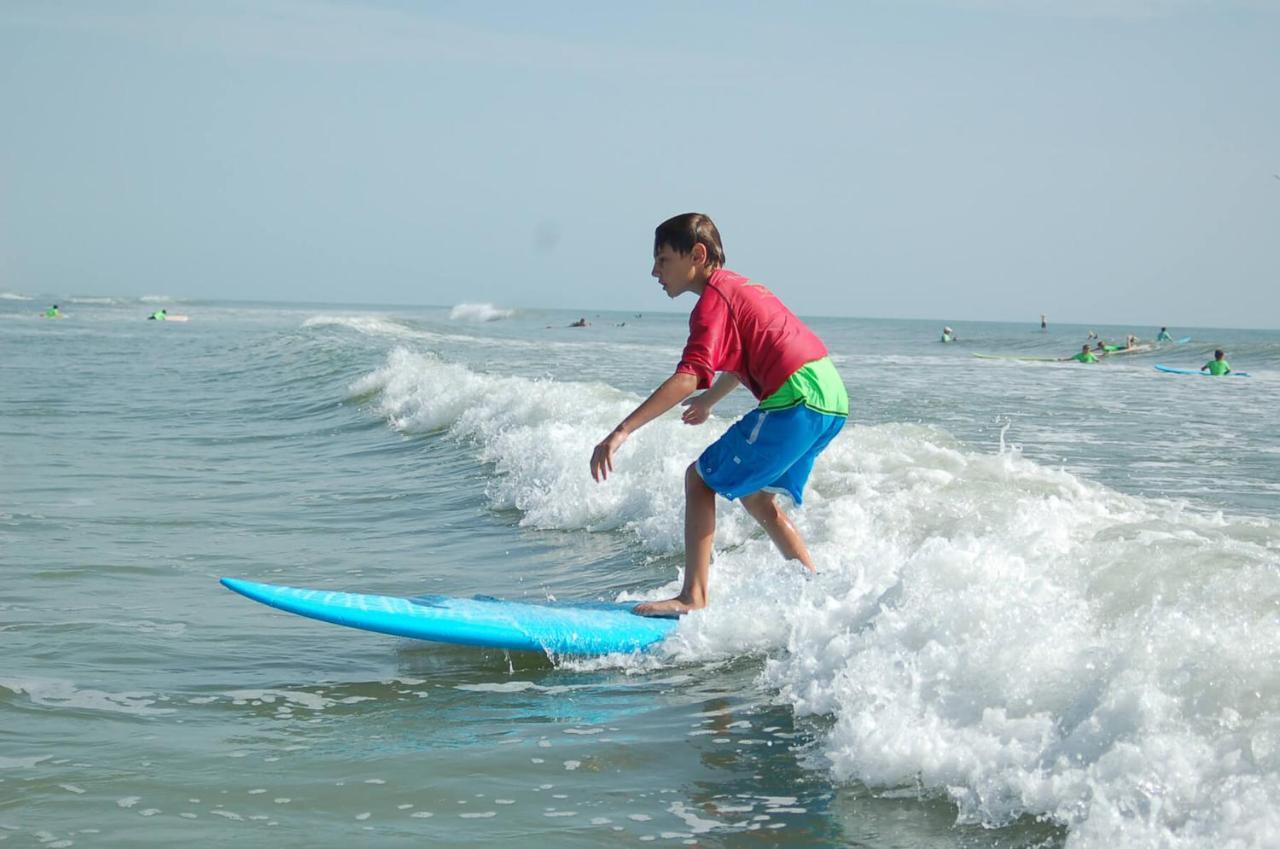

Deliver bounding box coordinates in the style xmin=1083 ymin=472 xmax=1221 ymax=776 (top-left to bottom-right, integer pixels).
xmin=741 ymin=491 xmax=778 ymax=520
xmin=686 ymin=462 xmax=712 ymax=495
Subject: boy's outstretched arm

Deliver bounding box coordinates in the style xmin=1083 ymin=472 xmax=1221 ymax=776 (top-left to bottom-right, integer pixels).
xmin=681 ymin=373 xmax=740 ymax=425
xmin=590 ymin=372 xmax=699 ymax=482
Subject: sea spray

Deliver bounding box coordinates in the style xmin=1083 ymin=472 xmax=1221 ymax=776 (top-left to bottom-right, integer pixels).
xmin=766 ymin=429 xmax=1280 ymax=848
xmin=352 ymin=347 xmax=765 ymax=551
xmin=357 ymin=347 xmax=1280 ymax=848
xmin=449 ymin=303 xmax=515 ymax=322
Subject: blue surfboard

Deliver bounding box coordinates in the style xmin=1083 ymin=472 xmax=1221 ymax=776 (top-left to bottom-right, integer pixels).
xmin=220 ymin=578 xmax=676 ymax=655
xmin=1153 ymin=364 xmax=1250 ymax=378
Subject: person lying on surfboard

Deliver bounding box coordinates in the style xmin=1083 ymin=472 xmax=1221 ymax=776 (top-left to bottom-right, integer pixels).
xmin=589 ymin=212 xmax=847 ymax=617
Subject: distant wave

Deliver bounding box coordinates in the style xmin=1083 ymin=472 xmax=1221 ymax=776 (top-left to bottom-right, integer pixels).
xmin=303 ymin=314 xmax=438 ymax=342
xmin=353 ymin=346 xmax=1280 ymax=849
xmin=449 ymin=302 xmax=514 ymax=322
xmin=139 ymin=294 xmax=175 ymax=303
xmin=0 ymin=292 xmax=33 ymax=301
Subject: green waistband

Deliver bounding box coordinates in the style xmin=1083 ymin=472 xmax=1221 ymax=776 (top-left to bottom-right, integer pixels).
xmin=758 ymin=356 xmax=849 ymax=416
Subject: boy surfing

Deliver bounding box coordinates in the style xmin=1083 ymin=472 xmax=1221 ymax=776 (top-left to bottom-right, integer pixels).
xmin=590 ymin=213 xmax=847 ymax=617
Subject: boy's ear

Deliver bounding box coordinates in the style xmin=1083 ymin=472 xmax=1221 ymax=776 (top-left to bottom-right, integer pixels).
xmin=691 ymin=243 xmax=707 ymax=265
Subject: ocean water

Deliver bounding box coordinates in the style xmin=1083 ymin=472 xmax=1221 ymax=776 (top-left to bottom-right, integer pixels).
xmin=2 ymin=293 xmax=1278 ymax=849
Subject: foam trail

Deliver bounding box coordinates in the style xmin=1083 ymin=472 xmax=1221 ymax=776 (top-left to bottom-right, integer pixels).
xmin=355 ymin=348 xmax=1280 ymax=849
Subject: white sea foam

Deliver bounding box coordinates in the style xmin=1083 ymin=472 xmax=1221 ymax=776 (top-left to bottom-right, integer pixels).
xmin=356 ymin=349 xmax=1280 ymax=849
xmin=303 ymin=314 xmax=439 ymax=342
xmin=456 ymin=682 xmax=545 ymax=694
xmin=1 ymin=291 xmax=33 ymax=301
xmin=224 ymin=688 xmax=335 ymax=711
xmin=329 ymin=316 xmax=678 ymax=361
xmin=449 ymin=302 xmax=515 ymax=322
xmin=0 ymin=678 xmax=174 ymax=717
xmin=66 ymin=296 xmax=121 ymax=305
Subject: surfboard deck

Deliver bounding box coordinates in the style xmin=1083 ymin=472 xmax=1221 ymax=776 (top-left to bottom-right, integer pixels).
xmin=220 ymin=578 xmax=677 ymax=655
xmin=1154 ymin=364 xmax=1250 ymax=378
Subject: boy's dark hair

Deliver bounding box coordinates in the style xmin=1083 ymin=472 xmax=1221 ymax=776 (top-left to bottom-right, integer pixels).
xmin=1215 ymin=349 xmax=1224 ymax=358
xmin=654 ymin=213 xmax=725 ymax=268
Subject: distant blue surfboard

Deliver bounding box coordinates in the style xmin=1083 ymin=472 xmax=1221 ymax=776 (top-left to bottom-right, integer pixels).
xmin=1153 ymin=364 xmax=1250 ymax=378
xmin=220 ymin=578 xmax=676 ymax=655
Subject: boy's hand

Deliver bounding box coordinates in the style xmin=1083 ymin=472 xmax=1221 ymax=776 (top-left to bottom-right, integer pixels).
xmin=590 ymin=429 xmax=628 ymax=482
xmin=680 ymin=395 xmax=713 ymax=426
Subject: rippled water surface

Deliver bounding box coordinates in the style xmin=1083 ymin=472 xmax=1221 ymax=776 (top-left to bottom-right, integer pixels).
xmin=3 ymin=295 xmax=1278 ymax=848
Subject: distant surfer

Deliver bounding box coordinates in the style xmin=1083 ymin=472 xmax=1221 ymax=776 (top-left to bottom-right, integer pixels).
xmin=569 ymin=317 xmax=589 ymax=327
xmin=148 ymin=309 xmax=167 ymax=321
xmin=43 ymin=304 xmax=60 ymax=318
xmin=590 ymin=212 xmax=847 ymax=617
xmin=1069 ymin=344 xmax=1099 ymax=363
xmin=1125 ymin=334 xmax=1138 ymax=350
xmin=1201 ymin=349 xmax=1231 ymax=376
xmin=1041 ymin=313 xmax=1047 ymax=330
xmin=940 ymin=326 xmax=957 ymax=343
xmin=1156 ymin=327 xmax=1172 ymax=342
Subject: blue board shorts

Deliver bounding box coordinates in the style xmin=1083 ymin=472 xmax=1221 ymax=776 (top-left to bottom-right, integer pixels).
xmin=696 ymin=405 xmax=845 ymax=506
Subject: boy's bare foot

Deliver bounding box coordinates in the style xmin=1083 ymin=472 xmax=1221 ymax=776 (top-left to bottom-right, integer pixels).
xmin=633 ymin=596 xmax=705 ymax=618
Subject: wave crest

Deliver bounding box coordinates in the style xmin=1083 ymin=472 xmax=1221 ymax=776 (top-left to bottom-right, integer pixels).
xmin=354 ymin=347 xmax=1280 ymax=849
xmin=449 ymin=302 xmax=514 ymax=322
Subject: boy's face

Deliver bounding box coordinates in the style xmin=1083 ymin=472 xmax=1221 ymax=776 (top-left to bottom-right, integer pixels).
xmin=651 ymin=244 xmax=707 ymax=298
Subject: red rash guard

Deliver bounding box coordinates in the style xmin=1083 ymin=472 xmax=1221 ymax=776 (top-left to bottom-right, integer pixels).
xmin=675 ymin=268 xmax=828 ymax=401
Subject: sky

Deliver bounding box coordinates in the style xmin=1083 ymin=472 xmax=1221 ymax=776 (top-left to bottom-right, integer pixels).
xmin=1 ymin=0 xmax=1277 ymax=328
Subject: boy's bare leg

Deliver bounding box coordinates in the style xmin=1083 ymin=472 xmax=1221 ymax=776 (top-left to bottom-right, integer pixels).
xmin=740 ymin=491 xmax=815 ymax=572
xmin=634 ymin=463 xmax=716 ymax=616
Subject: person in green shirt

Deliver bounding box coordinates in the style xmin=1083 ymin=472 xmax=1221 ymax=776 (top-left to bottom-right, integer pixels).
xmin=43 ymin=304 xmax=60 ymax=318
xmin=940 ymin=326 xmax=957 ymax=343
xmin=1156 ymin=327 xmax=1172 ymax=342
xmin=147 ymin=309 xmax=167 ymax=321
xmin=1201 ymin=349 xmax=1231 ymax=376
xmin=1069 ymin=344 xmax=1099 ymax=364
